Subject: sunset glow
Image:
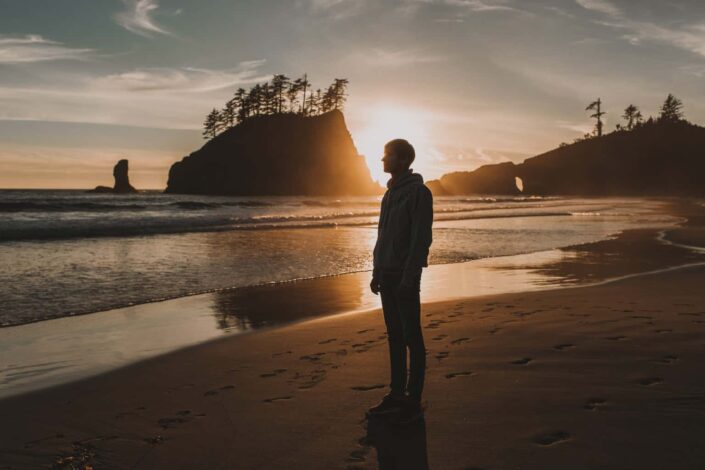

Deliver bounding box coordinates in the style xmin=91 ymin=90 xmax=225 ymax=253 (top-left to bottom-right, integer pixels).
xmin=354 ymin=106 xmax=434 ymax=185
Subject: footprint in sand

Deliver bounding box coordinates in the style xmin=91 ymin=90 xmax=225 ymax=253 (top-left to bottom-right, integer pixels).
xmin=300 ymin=352 xmax=326 ymax=362
xmin=296 ymin=369 xmax=327 ymax=389
xmin=350 ymin=384 xmax=386 ymax=392
xmin=488 ymin=327 xmax=502 ymax=335
xmin=584 ymin=398 xmax=607 ymax=411
xmin=532 ymin=431 xmax=571 ymax=446
xmin=445 ymin=371 xmax=474 ymax=379
xmin=272 ymin=350 xmax=292 ymax=357
xmin=157 ymin=410 xmax=197 ymax=429
xmin=357 ymin=328 xmax=374 ymax=334
xmin=553 ymin=343 xmax=575 ymax=351
xmin=432 ymin=334 xmax=448 ymax=341
xmin=605 ymin=336 xmax=627 ymax=341
xmin=654 ymin=329 xmax=673 ymax=334
xmin=451 ymin=337 xmax=470 ymax=345
xmin=263 ymin=396 xmax=293 ymax=403
xmin=637 ymin=377 xmax=664 ymax=386
xmin=345 ymin=436 xmax=373 ymax=464
xmin=260 ymin=368 xmax=287 ymax=378
xmin=435 ymin=351 xmax=450 ymax=361
xmin=511 ymin=357 xmax=533 ymax=365
xmin=318 ymin=338 xmax=337 ymax=344
xmin=657 ymin=355 xmax=679 ymax=365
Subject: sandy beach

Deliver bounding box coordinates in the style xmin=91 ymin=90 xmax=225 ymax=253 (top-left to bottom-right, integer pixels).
xmin=1 ymin=201 xmax=705 ymax=469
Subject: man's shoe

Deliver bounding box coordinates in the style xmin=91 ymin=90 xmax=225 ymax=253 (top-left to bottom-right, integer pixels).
xmin=387 ymin=398 xmax=424 ymax=425
xmin=366 ymin=393 xmax=405 ymax=418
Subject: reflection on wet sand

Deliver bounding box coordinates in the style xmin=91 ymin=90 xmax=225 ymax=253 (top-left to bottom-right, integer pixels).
xmin=212 ymin=273 xmax=366 ymax=330
xmin=502 ymin=227 xmax=705 ymax=286
xmin=2 ymin=202 xmax=702 ymax=398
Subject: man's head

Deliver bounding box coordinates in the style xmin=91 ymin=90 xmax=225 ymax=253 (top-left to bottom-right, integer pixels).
xmin=382 ymin=139 xmax=415 ymax=174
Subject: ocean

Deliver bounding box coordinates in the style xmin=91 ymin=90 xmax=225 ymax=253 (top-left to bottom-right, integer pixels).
xmin=0 ymin=190 xmax=677 ymax=328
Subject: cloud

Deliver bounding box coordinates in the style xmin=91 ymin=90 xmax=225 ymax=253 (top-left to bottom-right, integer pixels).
xmin=574 ymin=0 xmax=705 ymax=59
xmin=445 ymin=0 xmax=517 ymax=13
xmin=359 ymin=48 xmax=445 ymax=67
xmin=575 ymin=0 xmax=621 ymax=17
xmin=115 ymin=0 xmax=171 ymax=37
xmin=304 ymin=0 xmax=367 ymax=20
xmin=89 ymin=61 xmax=269 ymax=93
xmin=0 ymin=35 xmax=93 ymax=64
xmin=0 ymin=61 xmax=269 ymax=129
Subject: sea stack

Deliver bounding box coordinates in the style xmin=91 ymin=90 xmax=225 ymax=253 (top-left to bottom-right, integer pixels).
xmin=165 ymin=110 xmax=381 ymax=196
xmin=89 ymin=159 xmax=137 ymax=193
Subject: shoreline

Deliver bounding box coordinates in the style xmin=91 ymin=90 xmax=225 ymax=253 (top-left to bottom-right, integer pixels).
xmin=1 ymin=200 xmax=703 ymax=399
xmin=2 ymin=262 xmax=705 ymax=468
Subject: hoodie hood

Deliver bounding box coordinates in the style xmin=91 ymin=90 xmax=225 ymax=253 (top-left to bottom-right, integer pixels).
xmin=387 ymin=169 xmax=424 ymax=190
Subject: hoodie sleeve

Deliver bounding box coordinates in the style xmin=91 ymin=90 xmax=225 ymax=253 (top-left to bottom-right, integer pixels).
xmin=403 ymin=184 xmax=433 ymax=276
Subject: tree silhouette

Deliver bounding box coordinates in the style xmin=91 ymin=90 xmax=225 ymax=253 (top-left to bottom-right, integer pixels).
xmin=659 ymin=93 xmax=684 ymax=123
xmin=233 ymin=88 xmax=247 ymax=123
xmin=203 ymin=108 xmax=222 ymax=139
xmin=622 ymin=104 xmax=643 ymax=131
xmin=271 ymin=74 xmax=290 ymax=114
xmin=222 ymin=97 xmax=237 ymax=128
xmin=330 ymin=78 xmax=349 ymax=110
xmin=586 ymin=98 xmax=606 ymax=137
xmin=287 ymin=79 xmax=301 ymax=113
xmin=201 ymin=74 xmax=350 ymax=140
xmin=298 ymin=74 xmax=310 ymax=115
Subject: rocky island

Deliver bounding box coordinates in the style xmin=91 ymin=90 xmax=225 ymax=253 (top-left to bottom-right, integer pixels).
xmin=88 ymin=159 xmax=137 ymax=194
xmin=165 ymin=75 xmax=381 ymax=196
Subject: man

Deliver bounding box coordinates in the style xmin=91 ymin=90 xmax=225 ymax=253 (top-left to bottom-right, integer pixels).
xmin=366 ymin=138 xmax=433 ymax=425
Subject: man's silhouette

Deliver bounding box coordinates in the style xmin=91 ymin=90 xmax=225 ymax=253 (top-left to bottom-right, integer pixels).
xmin=366 ymin=139 xmax=433 ymax=425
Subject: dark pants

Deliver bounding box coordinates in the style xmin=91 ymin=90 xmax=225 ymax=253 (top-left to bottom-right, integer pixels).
xmin=379 ymin=269 xmax=426 ymax=402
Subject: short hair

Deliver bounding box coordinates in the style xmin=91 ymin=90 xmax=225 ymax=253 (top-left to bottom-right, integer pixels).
xmin=385 ymin=139 xmax=415 ymax=167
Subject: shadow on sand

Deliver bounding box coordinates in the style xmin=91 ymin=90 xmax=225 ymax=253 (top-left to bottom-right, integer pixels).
xmin=363 ymin=415 xmax=429 ymax=469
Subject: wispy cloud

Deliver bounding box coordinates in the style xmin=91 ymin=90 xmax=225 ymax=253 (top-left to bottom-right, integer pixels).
xmin=575 ymin=0 xmax=705 ymax=58
xmin=0 ymin=61 xmax=269 ymax=129
xmin=445 ymin=0 xmax=517 ymax=13
xmin=0 ymin=35 xmax=93 ymax=64
xmin=304 ymin=0 xmax=367 ymax=20
xmin=575 ymin=0 xmax=621 ymax=17
xmin=359 ymin=48 xmax=445 ymax=67
xmin=115 ymin=0 xmax=171 ymax=37
xmin=89 ymin=61 xmax=269 ymax=93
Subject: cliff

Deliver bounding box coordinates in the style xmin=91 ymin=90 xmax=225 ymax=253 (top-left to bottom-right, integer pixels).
xmin=88 ymin=159 xmax=137 ymax=194
xmin=428 ymin=120 xmax=705 ymax=197
xmin=165 ymin=110 xmax=382 ymax=196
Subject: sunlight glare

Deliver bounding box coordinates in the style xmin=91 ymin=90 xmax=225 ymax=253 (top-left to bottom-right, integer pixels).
xmin=354 ymin=106 xmax=433 ymax=185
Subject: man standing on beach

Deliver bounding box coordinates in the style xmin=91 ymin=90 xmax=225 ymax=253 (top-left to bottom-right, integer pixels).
xmin=366 ymin=139 xmax=433 ymax=425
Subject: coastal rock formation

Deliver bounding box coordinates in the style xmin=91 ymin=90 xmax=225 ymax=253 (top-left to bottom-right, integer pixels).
xmin=165 ymin=110 xmax=382 ymax=196
xmin=516 ymin=121 xmax=705 ymax=196
xmin=89 ymin=159 xmax=137 ymax=193
xmin=425 ymin=179 xmax=449 ymax=196
xmin=429 ymin=120 xmax=705 ymax=196
xmin=433 ymin=162 xmax=520 ymax=196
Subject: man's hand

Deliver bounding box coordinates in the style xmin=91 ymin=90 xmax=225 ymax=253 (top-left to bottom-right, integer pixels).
xmin=370 ymin=277 xmax=381 ymax=295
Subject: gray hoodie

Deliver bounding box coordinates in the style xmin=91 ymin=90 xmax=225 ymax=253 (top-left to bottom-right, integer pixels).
xmin=372 ymin=169 xmax=433 ymax=278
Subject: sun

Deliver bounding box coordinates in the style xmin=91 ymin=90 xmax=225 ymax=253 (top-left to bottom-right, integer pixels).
xmin=353 ymin=106 xmax=432 ymax=185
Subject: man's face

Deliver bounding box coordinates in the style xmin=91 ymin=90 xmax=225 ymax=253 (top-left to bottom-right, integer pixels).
xmin=382 ymin=146 xmax=406 ymax=174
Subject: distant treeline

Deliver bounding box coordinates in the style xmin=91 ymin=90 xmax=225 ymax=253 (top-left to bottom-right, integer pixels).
xmin=566 ymin=93 xmax=687 ymax=146
xmin=203 ymin=74 xmax=349 ymax=139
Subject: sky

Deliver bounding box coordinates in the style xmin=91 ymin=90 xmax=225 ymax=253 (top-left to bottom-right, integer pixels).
xmin=2 ymin=0 xmax=705 ymax=188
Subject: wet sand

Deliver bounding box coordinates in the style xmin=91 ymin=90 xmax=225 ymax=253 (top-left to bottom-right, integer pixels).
xmin=2 ymin=200 xmax=705 ymax=469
